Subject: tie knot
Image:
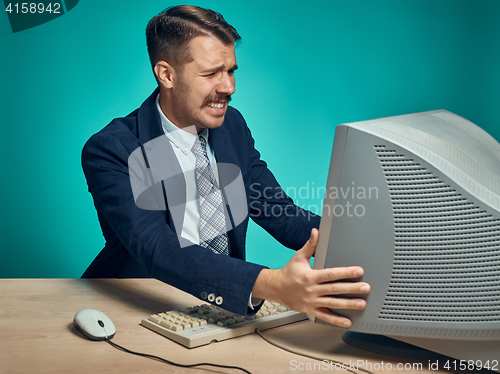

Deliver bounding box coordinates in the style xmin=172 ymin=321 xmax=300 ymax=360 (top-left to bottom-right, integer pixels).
xmin=197 ymin=135 xmax=207 ymax=146
xmin=192 ymin=136 xmax=208 ymax=157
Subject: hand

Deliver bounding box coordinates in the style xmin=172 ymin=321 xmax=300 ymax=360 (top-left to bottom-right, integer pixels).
xmin=252 ymin=228 xmax=370 ymax=327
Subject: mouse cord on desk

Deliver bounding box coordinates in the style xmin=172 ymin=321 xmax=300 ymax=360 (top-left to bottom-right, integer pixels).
xmin=255 ymin=329 xmax=375 ymax=374
xmin=104 ymin=338 xmax=251 ymax=374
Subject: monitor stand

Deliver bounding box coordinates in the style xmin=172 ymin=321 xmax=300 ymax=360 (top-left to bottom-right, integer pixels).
xmin=342 ymin=332 xmax=445 ymax=361
xmin=342 ymin=331 xmax=500 ymax=373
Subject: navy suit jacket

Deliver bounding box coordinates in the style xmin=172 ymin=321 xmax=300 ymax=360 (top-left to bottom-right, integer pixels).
xmin=82 ymin=88 xmax=320 ymax=315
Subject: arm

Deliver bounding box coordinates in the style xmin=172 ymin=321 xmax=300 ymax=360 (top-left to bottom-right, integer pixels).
xmin=252 ymin=228 xmax=370 ymax=327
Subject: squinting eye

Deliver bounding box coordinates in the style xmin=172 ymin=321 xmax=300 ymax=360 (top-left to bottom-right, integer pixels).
xmin=202 ymin=71 xmax=217 ymax=77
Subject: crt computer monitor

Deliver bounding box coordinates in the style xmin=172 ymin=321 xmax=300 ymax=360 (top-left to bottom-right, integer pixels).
xmin=312 ymin=110 xmax=500 ymax=371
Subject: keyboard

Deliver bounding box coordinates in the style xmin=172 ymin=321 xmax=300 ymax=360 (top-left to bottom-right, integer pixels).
xmin=141 ymin=300 xmax=307 ymax=348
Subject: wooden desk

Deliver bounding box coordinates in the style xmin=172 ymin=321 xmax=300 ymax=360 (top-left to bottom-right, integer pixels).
xmin=0 ymin=279 xmax=462 ymax=373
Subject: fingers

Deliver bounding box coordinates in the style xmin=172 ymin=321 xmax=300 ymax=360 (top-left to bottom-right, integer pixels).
xmin=322 ymin=280 xmax=371 ymax=296
xmin=312 ymin=307 xmax=353 ymax=328
xmin=311 ymin=296 xmax=368 ymax=327
xmin=276 ymin=229 xmax=370 ymax=327
xmin=317 ymin=295 xmax=367 ymax=310
xmin=315 ymin=266 xmax=364 ymax=284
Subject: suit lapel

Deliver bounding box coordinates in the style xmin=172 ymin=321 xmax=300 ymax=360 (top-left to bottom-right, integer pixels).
xmin=136 ymin=89 xmax=186 ymax=235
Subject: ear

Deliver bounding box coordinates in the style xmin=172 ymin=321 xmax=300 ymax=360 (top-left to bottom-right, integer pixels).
xmin=154 ymin=61 xmax=176 ymax=89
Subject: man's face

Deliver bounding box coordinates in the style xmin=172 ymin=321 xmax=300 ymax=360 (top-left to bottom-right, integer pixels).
xmin=167 ymin=35 xmax=237 ymax=132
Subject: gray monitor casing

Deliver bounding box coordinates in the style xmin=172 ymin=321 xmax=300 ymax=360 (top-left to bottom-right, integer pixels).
xmin=312 ymin=110 xmax=500 ymax=366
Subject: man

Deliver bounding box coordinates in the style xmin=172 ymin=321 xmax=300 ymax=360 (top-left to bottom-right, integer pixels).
xmin=82 ymin=5 xmax=369 ymax=327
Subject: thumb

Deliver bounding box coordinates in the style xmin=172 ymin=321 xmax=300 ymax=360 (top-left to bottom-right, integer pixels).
xmin=297 ymin=228 xmax=319 ymax=260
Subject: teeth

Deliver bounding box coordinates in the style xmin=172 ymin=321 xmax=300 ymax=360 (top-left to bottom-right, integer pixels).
xmin=208 ymin=102 xmax=224 ymax=109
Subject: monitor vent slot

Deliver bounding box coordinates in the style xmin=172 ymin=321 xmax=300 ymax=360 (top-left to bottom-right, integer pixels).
xmin=374 ymin=145 xmax=500 ymax=323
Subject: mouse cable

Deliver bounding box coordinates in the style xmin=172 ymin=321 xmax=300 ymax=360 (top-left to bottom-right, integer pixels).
xmin=104 ymin=338 xmax=251 ymax=374
xmin=255 ymin=329 xmax=375 ymax=374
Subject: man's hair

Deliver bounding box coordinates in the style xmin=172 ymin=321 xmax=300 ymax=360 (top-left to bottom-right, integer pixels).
xmin=146 ymin=5 xmax=241 ymax=72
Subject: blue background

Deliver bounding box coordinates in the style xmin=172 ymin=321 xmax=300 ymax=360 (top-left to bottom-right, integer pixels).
xmin=1 ymin=0 xmax=499 ymax=277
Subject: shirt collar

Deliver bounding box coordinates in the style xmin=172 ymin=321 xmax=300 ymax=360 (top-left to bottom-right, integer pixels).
xmin=156 ymin=94 xmax=209 ymax=155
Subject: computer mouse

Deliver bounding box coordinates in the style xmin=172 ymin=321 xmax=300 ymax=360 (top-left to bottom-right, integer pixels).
xmin=73 ymin=309 xmax=116 ymax=341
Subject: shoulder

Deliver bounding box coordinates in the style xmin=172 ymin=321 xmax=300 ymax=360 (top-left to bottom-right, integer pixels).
xmin=225 ymin=105 xmax=245 ymax=121
xmin=83 ymin=110 xmax=141 ymax=157
xmin=90 ymin=109 xmax=139 ymax=141
xmin=217 ymin=106 xmax=256 ymax=157
xmin=223 ymin=106 xmax=247 ymax=129
xmin=221 ymin=106 xmax=252 ymax=141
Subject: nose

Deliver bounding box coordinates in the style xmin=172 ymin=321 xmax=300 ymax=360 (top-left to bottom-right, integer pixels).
xmin=217 ymin=72 xmax=235 ymax=96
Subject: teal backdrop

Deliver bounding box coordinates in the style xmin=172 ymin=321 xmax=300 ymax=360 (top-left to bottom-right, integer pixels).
xmin=1 ymin=0 xmax=499 ymax=277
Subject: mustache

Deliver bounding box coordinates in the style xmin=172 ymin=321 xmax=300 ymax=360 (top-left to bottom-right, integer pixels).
xmin=203 ymin=95 xmax=232 ymax=105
